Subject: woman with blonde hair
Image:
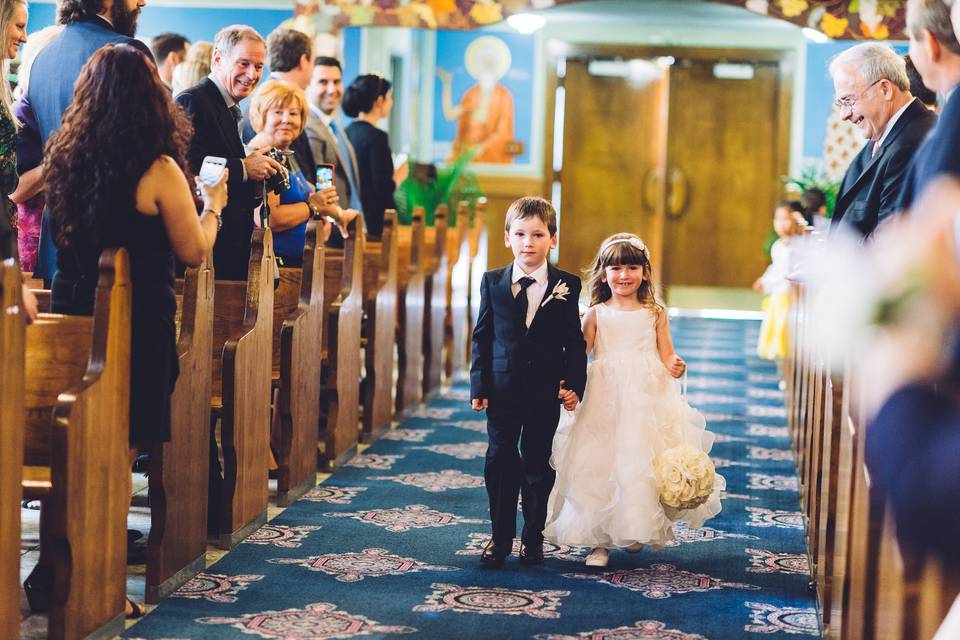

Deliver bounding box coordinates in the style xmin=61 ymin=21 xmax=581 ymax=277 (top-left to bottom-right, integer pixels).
xmin=171 ymin=39 xmax=212 ymax=94
xmin=247 ymin=79 xmax=357 ymax=265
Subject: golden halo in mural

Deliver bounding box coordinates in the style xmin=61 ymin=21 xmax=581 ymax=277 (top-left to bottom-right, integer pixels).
xmin=465 ymin=35 xmax=512 ymax=82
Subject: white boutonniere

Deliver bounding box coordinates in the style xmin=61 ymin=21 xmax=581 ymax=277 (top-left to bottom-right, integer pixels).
xmin=540 ymin=280 xmax=571 ymax=308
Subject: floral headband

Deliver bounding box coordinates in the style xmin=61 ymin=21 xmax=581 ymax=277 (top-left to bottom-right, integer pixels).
xmin=600 ymin=237 xmax=648 ymax=257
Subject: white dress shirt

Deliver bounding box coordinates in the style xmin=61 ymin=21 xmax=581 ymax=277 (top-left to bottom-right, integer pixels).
xmin=511 ymin=260 xmax=549 ymax=328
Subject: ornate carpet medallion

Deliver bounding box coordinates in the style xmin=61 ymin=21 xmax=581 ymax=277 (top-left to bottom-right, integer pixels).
xmin=691 ymin=362 xmax=744 ymax=374
xmin=172 ymin=573 xmax=263 ymax=603
xmin=704 ymin=412 xmax=750 ymax=423
xmin=666 ymin=523 xmax=759 ymax=546
xmin=747 ymin=473 xmax=799 ymax=491
xmin=413 ymin=583 xmax=569 ymax=618
xmin=685 ymin=376 xmax=739 ymax=389
xmin=534 ymin=619 xmax=707 ymax=639
xmin=448 ymin=419 xmax=488 ymax=432
xmin=712 ymin=457 xmax=753 ymax=468
xmin=748 ymin=405 xmax=787 ymax=418
xmin=371 ymin=469 xmax=485 ymax=492
xmin=745 ymin=549 xmax=810 ymax=575
xmin=721 ymin=491 xmax=760 ymax=501
xmin=748 ymin=424 xmax=789 ymax=437
xmin=749 ymin=388 xmax=785 ymax=400
xmin=380 ymin=429 xmax=433 ymax=442
xmin=242 ymin=524 xmax=322 ymax=548
xmin=267 ymin=548 xmax=457 ymax=582
xmin=456 ymin=532 xmax=585 ymax=561
xmin=344 ymin=453 xmax=403 ymax=470
xmin=748 ymin=447 xmax=793 ymax=461
xmin=406 ymin=407 xmax=456 ymax=419
xmin=414 ymin=442 xmax=487 ymax=459
xmin=744 ymin=602 xmax=820 ymax=635
xmin=563 ymin=564 xmax=758 ymax=599
xmin=198 ymin=602 xmax=416 ymax=638
xmin=685 ymin=392 xmax=742 ymax=405
xmin=713 ymin=433 xmax=751 ymax=443
xmin=746 ymin=507 xmax=804 ymax=529
xmin=323 ymin=504 xmax=487 ymax=532
xmin=442 ymin=388 xmax=471 ymax=400
xmin=748 ymin=372 xmax=781 ymax=384
xmin=301 ymin=485 xmax=367 ymax=505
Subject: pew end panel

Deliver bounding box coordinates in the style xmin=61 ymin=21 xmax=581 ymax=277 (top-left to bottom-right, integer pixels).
xmin=147 ymin=256 xmax=214 ymax=602
xmin=395 ymin=209 xmax=426 ymax=415
xmin=24 ymin=248 xmax=131 ymax=640
xmin=361 ymin=209 xmax=399 ymax=441
xmin=422 ymin=206 xmax=449 ymax=399
xmin=446 ymin=202 xmax=471 ymax=380
xmin=466 ymin=199 xmax=488 ymax=364
xmin=1 ymin=259 xmax=25 ymax=640
xmin=275 ymin=221 xmax=325 ymax=505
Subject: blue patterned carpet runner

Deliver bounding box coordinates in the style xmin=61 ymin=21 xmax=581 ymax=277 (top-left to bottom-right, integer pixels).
xmin=125 ymin=317 xmax=819 ymax=639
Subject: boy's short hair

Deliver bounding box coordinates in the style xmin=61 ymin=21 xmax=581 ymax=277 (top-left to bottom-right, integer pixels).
xmin=504 ymin=196 xmax=557 ymax=236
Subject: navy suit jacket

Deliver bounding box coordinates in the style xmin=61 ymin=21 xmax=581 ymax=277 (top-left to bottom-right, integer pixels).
xmin=899 ymin=90 xmax=960 ymax=210
xmin=470 ymin=263 xmax=587 ymax=408
xmin=865 ymin=383 xmax=960 ymax=566
xmin=28 ymin=17 xmax=152 ymax=280
xmin=176 ymin=78 xmax=258 ymax=280
xmin=832 ymin=99 xmax=937 ymax=238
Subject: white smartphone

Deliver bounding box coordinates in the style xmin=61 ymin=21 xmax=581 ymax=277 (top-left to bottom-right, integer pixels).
xmin=199 ymin=156 xmax=227 ymax=185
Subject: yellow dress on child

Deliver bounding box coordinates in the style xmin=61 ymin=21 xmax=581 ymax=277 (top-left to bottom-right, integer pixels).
xmin=756 ymin=238 xmax=796 ymax=360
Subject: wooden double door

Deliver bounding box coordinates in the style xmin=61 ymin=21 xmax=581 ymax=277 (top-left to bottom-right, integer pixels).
xmin=550 ymin=46 xmax=792 ymax=289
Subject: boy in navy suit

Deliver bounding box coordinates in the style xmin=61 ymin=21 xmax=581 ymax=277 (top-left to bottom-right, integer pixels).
xmin=470 ymin=197 xmax=587 ymax=567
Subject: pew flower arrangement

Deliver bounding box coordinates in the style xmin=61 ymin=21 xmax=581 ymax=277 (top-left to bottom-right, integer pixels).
xmin=653 ymin=445 xmax=717 ymax=513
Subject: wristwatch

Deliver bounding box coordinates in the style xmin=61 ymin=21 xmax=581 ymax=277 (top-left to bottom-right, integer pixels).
xmin=307 ymin=201 xmax=321 ymax=220
xmin=203 ymin=208 xmax=223 ymax=230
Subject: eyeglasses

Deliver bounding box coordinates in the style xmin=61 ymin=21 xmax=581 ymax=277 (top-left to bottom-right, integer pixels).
xmin=833 ymin=79 xmax=883 ymax=109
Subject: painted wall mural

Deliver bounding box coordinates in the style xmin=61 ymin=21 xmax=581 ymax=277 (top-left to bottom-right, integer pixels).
xmin=290 ymin=0 xmax=906 ymax=39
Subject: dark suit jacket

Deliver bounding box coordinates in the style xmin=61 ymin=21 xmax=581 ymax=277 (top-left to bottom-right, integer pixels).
xmin=865 ymin=383 xmax=960 ymax=566
xmin=176 ymin=78 xmax=257 ymax=280
xmin=28 ymin=16 xmax=152 ymax=280
xmin=470 ymin=263 xmax=587 ymax=408
xmin=832 ymin=99 xmax=937 ymax=238
xmin=899 ymin=90 xmax=960 ymax=210
xmin=345 ymin=120 xmax=395 ymax=240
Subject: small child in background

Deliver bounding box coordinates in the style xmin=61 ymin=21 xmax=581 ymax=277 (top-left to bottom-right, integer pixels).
xmin=754 ymin=202 xmax=809 ymax=364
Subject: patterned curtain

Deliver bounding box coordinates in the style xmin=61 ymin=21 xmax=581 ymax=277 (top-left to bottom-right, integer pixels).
xmin=292 ymin=0 xmax=905 ymax=39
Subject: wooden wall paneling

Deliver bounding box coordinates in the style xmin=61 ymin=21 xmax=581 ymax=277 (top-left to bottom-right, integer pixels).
xmin=423 ymin=206 xmax=449 ymax=398
xmin=319 ymin=218 xmax=364 ymax=470
xmin=361 ymin=209 xmax=399 ymax=441
xmin=275 ymin=221 xmax=325 ymax=504
xmin=396 ymin=210 xmax=425 ymax=414
xmin=147 ymin=256 xmax=213 ymax=602
xmin=210 ymin=230 xmax=274 ymax=549
xmin=0 ymin=258 xmax=24 ymax=640
xmin=23 ymin=248 xmax=131 ymax=640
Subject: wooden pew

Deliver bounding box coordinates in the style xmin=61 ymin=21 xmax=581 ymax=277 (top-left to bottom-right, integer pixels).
xmin=23 ymin=248 xmax=131 ymax=640
xmin=1 ymin=258 xmax=25 ymax=640
xmin=466 ymin=198 xmax=488 ymax=364
xmin=272 ymin=221 xmax=324 ymax=505
xmin=145 ymin=256 xmax=214 ymax=602
xmin=445 ymin=201 xmax=471 ymax=379
xmin=209 ymin=229 xmax=275 ymax=549
xmin=396 ymin=209 xmax=426 ymax=414
xmin=361 ymin=210 xmax=398 ymax=442
xmin=319 ymin=218 xmax=364 ymax=469
xmin=422 ymin=206 xmax=449 ymax=397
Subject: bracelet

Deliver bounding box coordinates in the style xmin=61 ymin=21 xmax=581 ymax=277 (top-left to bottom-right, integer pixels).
xmin=307 ymin=201 xmax=320 ymax=220
xmin=202 ymin=208 xmax=223 ymax=230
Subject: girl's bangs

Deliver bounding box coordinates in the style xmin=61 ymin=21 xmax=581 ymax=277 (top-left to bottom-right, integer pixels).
xmin=600 ymin=242 xmax=645 ymax=267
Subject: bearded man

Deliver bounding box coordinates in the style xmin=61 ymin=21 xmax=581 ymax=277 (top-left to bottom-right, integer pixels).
xmin=27 ymin=0 xmax=152 ymax=282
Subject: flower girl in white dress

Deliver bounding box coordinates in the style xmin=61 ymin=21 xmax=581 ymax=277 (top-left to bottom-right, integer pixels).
xmin=544 ymin=233 xmax=725 ymax=567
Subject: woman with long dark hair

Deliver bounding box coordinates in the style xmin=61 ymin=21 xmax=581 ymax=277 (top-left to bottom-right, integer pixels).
xmin=45 ymin=48 xmax=225 ymax=616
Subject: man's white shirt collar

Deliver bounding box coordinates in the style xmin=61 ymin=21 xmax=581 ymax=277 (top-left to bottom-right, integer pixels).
xmin=512 ymin=261 xmax=548 ymax=286
xmin=309 ymin=104 xmax=335 ymax=127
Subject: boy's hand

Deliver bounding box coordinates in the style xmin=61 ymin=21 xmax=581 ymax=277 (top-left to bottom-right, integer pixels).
xmin=471 ymin=398 xmax=488 ymax=411
xmin=667 ymin=354 xmax=686 ymax=378
xmin=558 ymin=380 xmax=580 ymax=410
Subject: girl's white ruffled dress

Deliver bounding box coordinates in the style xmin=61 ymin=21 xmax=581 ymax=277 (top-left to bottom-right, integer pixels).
xmin=543 ymin=304 xmax=725 ymax=549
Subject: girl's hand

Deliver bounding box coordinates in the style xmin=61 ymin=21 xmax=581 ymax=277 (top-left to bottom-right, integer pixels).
xmin=667 ymin=354 xmax=686 ymax=378
xmin=752 ymin=278 xmax=763 ymax=292
xmin=471 ymin=398 xmax=488 ymax=411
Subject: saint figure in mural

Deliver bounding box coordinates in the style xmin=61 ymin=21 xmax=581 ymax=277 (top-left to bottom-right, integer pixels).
xmin=437 ymin=35 xmax=516 ymax=164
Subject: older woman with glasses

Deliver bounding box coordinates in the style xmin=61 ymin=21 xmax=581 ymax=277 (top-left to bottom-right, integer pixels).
xmin=247 ymin=80 xmax=357 ymax=266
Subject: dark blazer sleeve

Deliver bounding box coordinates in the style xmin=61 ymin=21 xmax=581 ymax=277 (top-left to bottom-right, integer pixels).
xmin=369 ymin=130 xmax=396 ymax=214
xmin=470 ymin=271 xmax=493 ymax=400
xmin=560 ymin=277 xmax=587 ymax=398
xmin=865 ymin=383 xmax=960 ymax=565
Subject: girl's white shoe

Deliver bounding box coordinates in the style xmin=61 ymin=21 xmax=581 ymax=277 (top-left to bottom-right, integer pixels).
xmin=625 ymin=542 xmax=645 ymax=553
xmin=584 ymin=547 xmax=609 ymax=567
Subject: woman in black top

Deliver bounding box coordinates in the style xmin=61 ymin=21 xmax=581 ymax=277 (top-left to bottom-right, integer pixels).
xmin=342 ymin=74 xmax=406 ymax=240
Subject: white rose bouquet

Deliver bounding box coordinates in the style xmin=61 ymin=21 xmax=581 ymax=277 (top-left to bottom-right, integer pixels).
xmin=653 ymin=445 xmax=716 ymax=513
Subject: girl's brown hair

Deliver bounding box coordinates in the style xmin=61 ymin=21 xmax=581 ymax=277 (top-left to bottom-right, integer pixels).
xmin=585 ymin=232 xmax=662 ymax=312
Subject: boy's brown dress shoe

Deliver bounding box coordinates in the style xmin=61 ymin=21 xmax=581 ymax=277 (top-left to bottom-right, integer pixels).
xmin=518 ymin=542 xmax=544 ymax=565
xmin=480 ymin=541 xmax=511 ymax=567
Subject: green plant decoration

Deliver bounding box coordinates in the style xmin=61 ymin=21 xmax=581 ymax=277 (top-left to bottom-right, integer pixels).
xmin=394 ymin=148 xmax=484 ymax=227
xmin=784 ymin=165 xmax=841 ymax=219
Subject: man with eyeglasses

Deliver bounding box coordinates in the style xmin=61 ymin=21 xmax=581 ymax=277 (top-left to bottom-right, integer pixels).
xmin=829 ymin=43 xmax=936 ymax=238
xmin=898 ymin=0 xmax=960 ymax=211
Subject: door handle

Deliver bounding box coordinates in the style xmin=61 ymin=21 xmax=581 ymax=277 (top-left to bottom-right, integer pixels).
xmin=666 ymin=166 xmax=689 ymax=219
